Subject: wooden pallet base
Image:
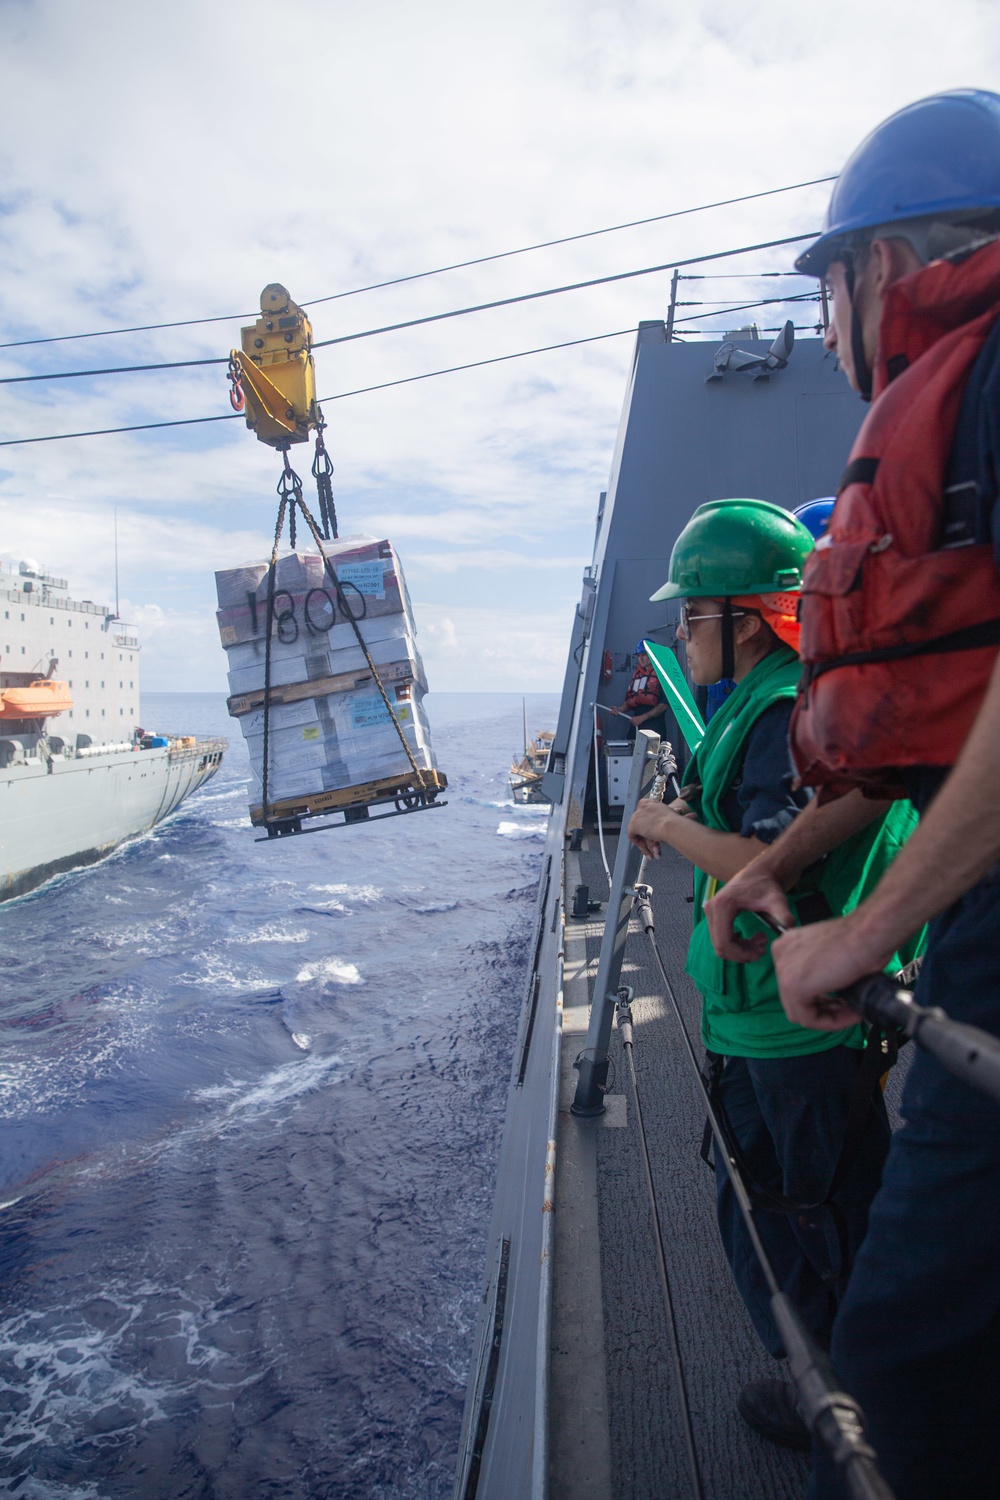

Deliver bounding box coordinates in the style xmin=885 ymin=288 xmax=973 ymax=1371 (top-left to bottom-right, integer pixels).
xmin=228 ymin=661 xmax=416 ymax=717
xmin=250 ymin=768 xmax=448 ymax=825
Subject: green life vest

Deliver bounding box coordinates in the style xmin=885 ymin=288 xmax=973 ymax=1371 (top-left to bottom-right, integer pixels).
xmin=683 ymin=646 xmax=923 ymax=1059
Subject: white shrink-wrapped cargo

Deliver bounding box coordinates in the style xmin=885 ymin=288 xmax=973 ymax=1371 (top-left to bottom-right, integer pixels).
xmin=215 ymin=536 xmax=445 ymax=824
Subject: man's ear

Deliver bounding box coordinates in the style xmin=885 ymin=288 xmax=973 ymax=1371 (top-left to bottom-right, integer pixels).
xmin=868 ymin=237 xmax=923 ymax=297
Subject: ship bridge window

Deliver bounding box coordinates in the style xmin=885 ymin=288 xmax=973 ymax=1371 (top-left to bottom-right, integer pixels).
xmin=20 ymin=647 xmax=24 ymax=655
xmin=20 ymin=614 xmax=24 ymax=622
xmin=49 ymin=617 xmax=53 ymax=625
xmin=3 ymin=612 xmax=7 ymax=620
xmin=101 ymin=709 xmax=105 ymax=717
xmin=84 ymin=651 xmax=88 ymax=659
xmin=85 ymin=680 xmax=89 ymax=688
xmin=100 ymin=680 xmax=104 ymax=689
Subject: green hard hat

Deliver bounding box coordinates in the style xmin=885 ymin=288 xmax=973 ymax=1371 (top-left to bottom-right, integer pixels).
xmin=650 ymin=498 xmax=815 ymax=601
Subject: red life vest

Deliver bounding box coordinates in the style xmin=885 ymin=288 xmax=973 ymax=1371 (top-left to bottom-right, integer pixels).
xmin=791 ymin=240 xmax=1000 ymax=799
xmin=625 ymin=669 xmax=663 ymax=711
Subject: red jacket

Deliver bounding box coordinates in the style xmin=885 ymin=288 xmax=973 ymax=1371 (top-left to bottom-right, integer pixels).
xmin=624 ymin=668 xmax=664 ymax=712
xmin=791 ymin=240 xmax=1000 ymax=798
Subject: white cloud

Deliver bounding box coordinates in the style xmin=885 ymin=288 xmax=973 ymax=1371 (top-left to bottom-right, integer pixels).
xmin=0 ymin=0 xmax=996 ymax=689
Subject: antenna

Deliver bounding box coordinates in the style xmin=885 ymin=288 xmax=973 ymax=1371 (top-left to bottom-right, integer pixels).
xmin=114 ymin=508 xmax=119 ymax=618
xmin=523 ymin=697 xmax=528 ymax=756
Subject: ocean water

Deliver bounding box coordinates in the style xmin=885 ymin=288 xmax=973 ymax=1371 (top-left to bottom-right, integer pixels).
xmin=0 ymin=691 xmax=559 ymax=1499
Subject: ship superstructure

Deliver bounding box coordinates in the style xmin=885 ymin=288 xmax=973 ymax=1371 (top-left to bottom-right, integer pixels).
xmin=0 ymin=559 xmax=138 ymax=738
xmin=0 ymin=558 xmax=225 ymax=901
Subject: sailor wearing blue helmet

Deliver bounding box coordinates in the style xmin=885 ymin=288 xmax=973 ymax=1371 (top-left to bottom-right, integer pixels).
xmin=792 ymin=497 xmax=835 ymax=539
xmin=706 ymin=90 xmax=1000 ymax=1497
xmin=607 ymin=641 xmax=667 ymax=740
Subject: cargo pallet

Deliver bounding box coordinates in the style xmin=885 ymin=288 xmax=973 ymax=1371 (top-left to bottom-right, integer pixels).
xmin=251 ymin=768 xmax=448 ymax=840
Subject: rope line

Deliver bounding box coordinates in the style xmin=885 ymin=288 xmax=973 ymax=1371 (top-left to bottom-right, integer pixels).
xmin=0 ymin=176 xmax=834 ymax=351
xmin=0 ymin=355 xmax=226 ymax=386
xmin=629 ymin=897 xmax=896 ymax=1499
xmin=311 ymin=232 xmax=818 ymax=351
xmin=257 ymin=456 xmax=425 ymax=828
xmin=2 ymin=231 xmax=817 ymax=391
xmin=592 ymin=702 xmax=613 ymax=890
xmin=0 ymin=328 xmax=636 ymax=446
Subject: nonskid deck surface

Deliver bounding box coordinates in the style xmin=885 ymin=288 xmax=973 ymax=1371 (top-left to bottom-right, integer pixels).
xmin=578 ymin=830 xmax=807 ymax=1500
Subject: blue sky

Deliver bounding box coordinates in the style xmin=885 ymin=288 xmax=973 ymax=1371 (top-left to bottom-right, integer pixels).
xmin=0 ymin=0 xmax=997 ymax=690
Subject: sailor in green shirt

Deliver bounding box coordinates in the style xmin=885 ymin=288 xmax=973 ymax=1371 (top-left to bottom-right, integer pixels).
xmin=628 ymin=499 xmax=923 ymax=1450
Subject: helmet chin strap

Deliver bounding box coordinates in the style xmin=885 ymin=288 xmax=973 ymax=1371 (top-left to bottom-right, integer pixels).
xmin=721 ymin=598 xmax=735 ymax=682
xmin=844 ymin=254 xmax=874 ymax=402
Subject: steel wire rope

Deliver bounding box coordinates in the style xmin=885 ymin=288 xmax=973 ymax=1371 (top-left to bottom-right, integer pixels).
xmin=0 ymin=275 xmax=824 ymax=449
xmin=0 ymin=328 xmax=637 ymax=446
xmin=258 ymin=458 xmax=426 ymax=831
xmin=591 ymin=702 xmax=613 ymax=889
xmin=308 ymin=232 xmax=817 ymax=352
xmin=0 ymin=231 xmax=818 ymax=390
xmin=628 ymin=890 xmax=896 ymax=1500
xmin=0 ymin=176 xmax=835 ymax=352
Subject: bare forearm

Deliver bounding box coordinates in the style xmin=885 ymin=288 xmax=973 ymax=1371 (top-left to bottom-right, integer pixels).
xmin=632 ymin=804 xmax=766 ymax=881
xmin=704 ymin=788 xmax=892 ymax=962
xmin=745 ymin=789 xmax=890 ymax=888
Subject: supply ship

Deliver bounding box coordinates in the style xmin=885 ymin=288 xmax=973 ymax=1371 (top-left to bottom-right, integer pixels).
xmin=0 ymin=558 xmax=225 ymax=901
xmin=453 ymin=319 xmax=869 ymax=1498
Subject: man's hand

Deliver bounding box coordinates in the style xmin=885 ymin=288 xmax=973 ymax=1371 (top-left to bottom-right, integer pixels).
xmin=704 ymin=792 xmax=890 ymax=963
xmin=628 ymin=800 xmax=675 ymax=859
xmin=771 ymin=914 xmax=896 ymax=1031
xmin=704 ymin=857 xmax=794 ymax=962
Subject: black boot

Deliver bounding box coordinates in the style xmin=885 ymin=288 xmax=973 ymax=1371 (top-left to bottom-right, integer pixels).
xmin=737 ymin=1378 xmax=811 ymax=1452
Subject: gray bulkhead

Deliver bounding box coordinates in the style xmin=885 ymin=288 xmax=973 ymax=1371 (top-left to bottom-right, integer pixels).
xmin=454 ymin=327 xmax=863 ymax=1500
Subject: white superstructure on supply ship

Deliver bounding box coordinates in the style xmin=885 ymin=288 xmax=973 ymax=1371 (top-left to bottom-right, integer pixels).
xmin=0 ymin=558 xmax=225 ymax=901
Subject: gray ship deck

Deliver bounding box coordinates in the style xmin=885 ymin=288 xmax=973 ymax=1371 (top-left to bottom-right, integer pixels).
xmin=553 ymin=828 xmax=908 ymax=1500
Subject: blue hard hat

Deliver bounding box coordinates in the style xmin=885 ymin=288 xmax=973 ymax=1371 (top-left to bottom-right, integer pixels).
xmin=634 ymin=640 xmax=648 ymax=655
xmin=796 ymin=90 xmax=1000 ymax=277
xmin=792 ymin=497 xmax=835 ymax=539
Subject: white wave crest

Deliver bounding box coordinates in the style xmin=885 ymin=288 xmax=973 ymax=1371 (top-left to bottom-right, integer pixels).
xmin=188 ymin=1051 xmax=345 ymax=1137
xmin=307 ymin=882 xmax=382 ymax=904
xmin=238 ymin=924 xmax=310 ymax=945
xmin=295 ymin=957 xmax=362 ymax=985
xmin=496 ymin=821 xmax=546 ymax=842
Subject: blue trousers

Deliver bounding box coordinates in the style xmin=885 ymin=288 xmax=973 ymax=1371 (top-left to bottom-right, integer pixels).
xmin=809 ymin=871 xmax=1000 ymax=1500
xmin=714 ymin=1047 xmax=890 ymax=1358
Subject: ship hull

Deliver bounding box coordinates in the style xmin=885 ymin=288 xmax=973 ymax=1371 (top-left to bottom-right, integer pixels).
xmin=0 ymin=744 xmax=224 ymax=901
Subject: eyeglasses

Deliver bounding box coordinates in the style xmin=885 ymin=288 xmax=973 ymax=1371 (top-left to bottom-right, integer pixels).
xmin=676 ymin=603 xmax=747 ymax=640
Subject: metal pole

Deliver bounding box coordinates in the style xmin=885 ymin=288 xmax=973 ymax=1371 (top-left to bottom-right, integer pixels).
xmin=666 ymin=268 xmax=681 ymax=341
xmin=571 ymin=729 xmax=660 ymax=1116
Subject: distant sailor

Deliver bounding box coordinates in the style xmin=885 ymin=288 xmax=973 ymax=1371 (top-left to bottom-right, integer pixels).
xmin=626 ymin=499 xmax=924 ymax=1451
xmin=608 ymin=642 xmax=668 ymax=739
xmin=706 ymin=90 xmax=1000 ymax=1500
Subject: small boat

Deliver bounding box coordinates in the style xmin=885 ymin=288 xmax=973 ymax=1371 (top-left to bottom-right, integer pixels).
xmin=509 ymin=730 xmax=554 ymax=804
xmin=0 ymin=680 xmax=73 ymax=719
